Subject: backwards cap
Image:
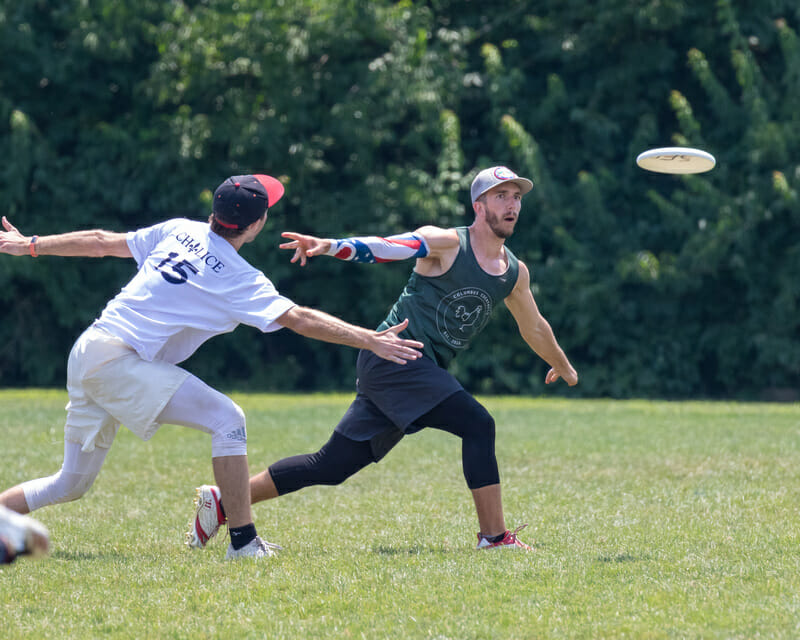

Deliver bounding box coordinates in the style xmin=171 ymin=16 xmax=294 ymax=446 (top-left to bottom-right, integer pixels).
xmin=213 ymin=174 xmax=285 ymax=229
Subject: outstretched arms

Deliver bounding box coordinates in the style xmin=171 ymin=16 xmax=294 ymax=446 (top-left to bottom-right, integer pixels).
xmin=0 ymin=216 xmax=131 ymax=258
xmin=504 ymin=261 xmax=578 ymax=386
xmin=276 ymin=306 xmax=424 ymax=365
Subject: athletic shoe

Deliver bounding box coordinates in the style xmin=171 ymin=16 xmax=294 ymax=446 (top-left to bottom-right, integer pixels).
xmin=225 ymin=536 xmax=282 ymax=560
xmin=476 ymin=524 xmax=532 ymax=550
xmin=0 ymin=505 xmax=50 ymax=561
xmin=185 ymin=485 xmax=226 ymax=549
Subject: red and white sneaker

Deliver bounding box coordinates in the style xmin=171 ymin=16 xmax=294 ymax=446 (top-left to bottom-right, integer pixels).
xmin=476 ymin=524 xmax=532 ymax=550
xmin=185 ymin=485 xmax=226 ymax=549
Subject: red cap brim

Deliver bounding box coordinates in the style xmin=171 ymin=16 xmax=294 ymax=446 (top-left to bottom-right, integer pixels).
xmin=253 ymin=174 xmax=285 ymax=208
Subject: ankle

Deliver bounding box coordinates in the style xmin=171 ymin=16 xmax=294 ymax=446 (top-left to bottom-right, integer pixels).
xmin=229 ymin=523 xmax=257 ymax=550
xmin=481 ymin=531 xmax=508 ymax=543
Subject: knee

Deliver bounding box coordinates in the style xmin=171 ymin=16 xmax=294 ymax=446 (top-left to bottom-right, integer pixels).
xmin=211 ymin=403 xmax=248 ymax=457
xmin=24 ymin=470 xmax=95 ymax=508
xmin=463 ymin=407 xmax=496 ymax=444
xmin=56 ymin=471 xmax=96 ymax=503
xmin=217 ymin=401 xmax=246 ymax=433
xmin=307 ymin=449 xmax=360 ymax=486
xmin=483 ymin=413 xmax=496 ymax=440
xmin=229 ymin=402 xmax=246 ymax=428
xmin=269 ymin=437 xmax=371 ymax=494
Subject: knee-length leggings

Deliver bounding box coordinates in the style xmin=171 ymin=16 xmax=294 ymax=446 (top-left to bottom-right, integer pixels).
xmin=269 ymin=390 xmax=498 ymax=493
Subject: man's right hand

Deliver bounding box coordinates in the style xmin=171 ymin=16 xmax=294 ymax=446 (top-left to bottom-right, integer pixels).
xmin=279 ymin=232 xmax=332 ymax=266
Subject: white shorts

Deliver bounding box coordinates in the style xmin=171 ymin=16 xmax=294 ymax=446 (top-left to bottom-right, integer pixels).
xmin=64 ymin=326 xmax=191 ymax=452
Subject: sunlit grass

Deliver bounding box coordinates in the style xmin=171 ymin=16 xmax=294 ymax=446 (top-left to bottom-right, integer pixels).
xmin=2 ymin=391 xmax=800 ymax=638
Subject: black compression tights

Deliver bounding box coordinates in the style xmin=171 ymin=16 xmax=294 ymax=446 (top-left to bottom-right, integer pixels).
xmin=269 ymin=390 xmax=499 ymax=494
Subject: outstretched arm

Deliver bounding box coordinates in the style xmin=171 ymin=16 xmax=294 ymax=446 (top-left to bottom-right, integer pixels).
xmin=504 ymin=261 xmax=578 ymax=386
xmin=276 ymin=306 xmax=424 ymax=365
xmin=279 ymin=226 xmax=458 ymax=267
xmin=0 ymin=216 xmax=131 ymax=258
xmin=279 ymin=231 xmax=427 ymax=266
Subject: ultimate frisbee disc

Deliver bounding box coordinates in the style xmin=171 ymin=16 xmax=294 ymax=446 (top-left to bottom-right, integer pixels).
xmin=636 ymin=147 xmax=716 ymax=174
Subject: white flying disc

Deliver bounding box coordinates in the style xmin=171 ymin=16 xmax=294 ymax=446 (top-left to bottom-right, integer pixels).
xmin=636 ymin=147 xmax=716 ymax=174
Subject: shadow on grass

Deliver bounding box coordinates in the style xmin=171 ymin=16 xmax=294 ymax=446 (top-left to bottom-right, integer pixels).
xmin=373 ymin=543 xmax=548 ymax=555
xmin=372 ymin=545 xmax=451 ymax=555
xmin=597 ymin=552 xmax=650 ymax=563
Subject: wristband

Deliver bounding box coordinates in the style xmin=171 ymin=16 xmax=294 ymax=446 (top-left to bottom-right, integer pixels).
xmin=29 ymin=236 xmax=38 ymax=257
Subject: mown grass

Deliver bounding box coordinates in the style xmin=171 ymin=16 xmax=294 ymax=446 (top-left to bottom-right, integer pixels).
xmin=1 ymin=390 xmax=799 ymax=638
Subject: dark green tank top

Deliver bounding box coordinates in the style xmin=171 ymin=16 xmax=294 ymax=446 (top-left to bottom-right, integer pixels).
xmin=377 ymin=226 xmax=519 ymax=368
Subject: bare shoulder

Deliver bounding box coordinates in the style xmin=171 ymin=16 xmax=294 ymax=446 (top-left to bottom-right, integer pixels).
xmin=517 ymin=260 xmax=531 ymax=286
xmin=410 ymin=225 xmax=459 ymax=275
xmin=415 ymin=225 xmax=459 ymax=252
xmin=505 ymin=259 xmax=542 ymax=319
xmin=512 ymin=259 xmax=531 ymax=289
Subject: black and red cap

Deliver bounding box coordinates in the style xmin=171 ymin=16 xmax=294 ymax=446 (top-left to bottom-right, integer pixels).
xmin=213 ymin=174 xmax=285 ymax=230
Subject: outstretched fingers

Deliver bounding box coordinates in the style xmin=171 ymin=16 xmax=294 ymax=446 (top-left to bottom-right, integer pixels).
xmin=378 ymin=318 xmax=409 ymax=335
xmin=278 ymin=232 xmax=302 ymax=252
xmin=375 ymin=319 xmax=424 ymax=364
xmin=1 ymin=216 xmax=21 ymax=235
xmin=0 ymin=216 xmax=27 ymax=255
xmin=279 ymin=241 xmax=307 ymax=266
xmin=292 ymin=248 xmax=307 ymax=266
xmin=378 ymin=319 xmax=423 ymax=347
xmin=279 ymin=232 xmax=314 ymax=266
xmin=380 ymin=342 xmax=423 ymax=364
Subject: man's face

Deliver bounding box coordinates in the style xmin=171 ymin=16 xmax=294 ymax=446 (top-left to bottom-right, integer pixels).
xmin=479 ymin=183 xmax=522 ymax=239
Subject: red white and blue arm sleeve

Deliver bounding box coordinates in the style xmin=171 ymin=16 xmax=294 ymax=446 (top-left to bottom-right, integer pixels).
xmin=324 ymin=232 xmax=429 ymax=263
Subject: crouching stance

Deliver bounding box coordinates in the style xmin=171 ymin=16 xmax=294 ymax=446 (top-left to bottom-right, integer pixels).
xmin=188 ymin=166 xmax=578 ymax=551
xmin=0 ymin=174 xmax=422 ymax=561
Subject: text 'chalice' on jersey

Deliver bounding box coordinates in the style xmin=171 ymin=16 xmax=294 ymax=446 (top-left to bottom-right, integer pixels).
xmin=174 ymin=231 xmax=225 ymax=272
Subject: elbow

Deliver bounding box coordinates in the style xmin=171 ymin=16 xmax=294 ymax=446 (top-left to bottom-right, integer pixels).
xmin=277 ymin=305 xmax=307 ymax=333
xmin=93 ymin=230 xmax=122 ymax=257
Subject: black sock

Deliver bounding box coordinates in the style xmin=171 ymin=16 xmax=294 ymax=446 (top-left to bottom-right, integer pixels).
xmin=229 ymin=523 xmax=257 ymax=550
xmin=487 ymin=531 xmax=507 ymax=543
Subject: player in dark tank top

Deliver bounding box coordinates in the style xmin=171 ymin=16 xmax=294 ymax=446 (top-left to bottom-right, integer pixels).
xmin=188 ymin=166 xmax=578 ymax=551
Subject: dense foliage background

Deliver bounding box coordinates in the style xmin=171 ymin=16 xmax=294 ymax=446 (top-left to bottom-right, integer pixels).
xmin=1 ymin=0 xmax=798 ymax=399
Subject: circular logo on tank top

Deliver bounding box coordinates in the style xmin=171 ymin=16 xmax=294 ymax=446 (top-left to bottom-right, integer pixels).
xmin=436 ymin=287 xmax=492 ymax=349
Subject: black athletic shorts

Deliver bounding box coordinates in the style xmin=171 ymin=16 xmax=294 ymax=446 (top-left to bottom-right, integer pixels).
xmin=334 ymin=350 xmax=463 ymax=459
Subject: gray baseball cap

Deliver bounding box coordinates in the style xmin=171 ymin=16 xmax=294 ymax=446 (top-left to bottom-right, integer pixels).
xmin=470 ymin=166 xmax=533 ymax=203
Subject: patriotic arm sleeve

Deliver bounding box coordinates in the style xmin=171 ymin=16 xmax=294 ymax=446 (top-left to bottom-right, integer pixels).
xmin=324 ymin=232 xmax=429 ymax=263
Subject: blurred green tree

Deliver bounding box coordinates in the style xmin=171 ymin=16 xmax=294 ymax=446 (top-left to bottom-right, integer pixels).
xmin=0 ymin=0 xmax=798 ymax=399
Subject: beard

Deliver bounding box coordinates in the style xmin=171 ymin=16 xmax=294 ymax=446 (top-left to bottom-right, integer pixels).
xmin=485 ymin=209 xmax=517 ymax=239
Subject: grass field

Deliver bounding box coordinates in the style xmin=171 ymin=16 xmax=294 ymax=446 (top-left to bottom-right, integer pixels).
xmin=1 ymin=389 xmax=799 ymax=639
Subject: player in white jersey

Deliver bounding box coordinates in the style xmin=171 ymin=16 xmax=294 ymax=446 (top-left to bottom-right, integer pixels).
xmin=0 ymin=173 xmax=423 ymax=560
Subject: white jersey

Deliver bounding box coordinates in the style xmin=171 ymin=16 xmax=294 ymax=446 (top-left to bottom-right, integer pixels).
xmin=93 ymin=218 xmax=295 ymax=364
